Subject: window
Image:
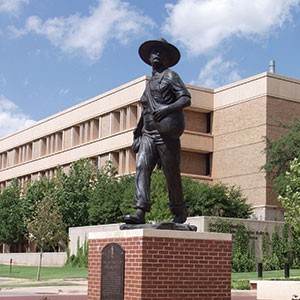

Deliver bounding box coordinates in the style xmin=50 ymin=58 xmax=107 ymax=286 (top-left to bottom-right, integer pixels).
xmin=181 ymin=151 xmax=211 ymax=176
xmin=185 ymin=111 xmax=212 ymax=133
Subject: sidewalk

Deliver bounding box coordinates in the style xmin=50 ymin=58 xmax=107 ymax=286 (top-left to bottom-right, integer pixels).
xmin=232 ymin=289 xmax=257 ymax=299
xmin=0 ymin=277 xmax=87 ymax=298
xmin=0 ymin=278 xmax=257 ymax=299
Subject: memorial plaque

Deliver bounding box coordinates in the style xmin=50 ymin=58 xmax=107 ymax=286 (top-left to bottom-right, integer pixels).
xmin=101 ymin=243 xmax=125 ymax=300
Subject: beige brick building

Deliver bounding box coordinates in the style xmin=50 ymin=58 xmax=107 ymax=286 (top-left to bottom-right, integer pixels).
xmin=1 ymin=72 xmax=300 ymax=221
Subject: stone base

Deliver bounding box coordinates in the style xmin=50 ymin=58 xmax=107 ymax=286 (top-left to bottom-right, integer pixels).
xmin=252 ymin=205 xmax=284 ymax=221
xmin=120 ymin=221 xmax=197 ymax=231
xmin=251 ymin=280 xmax=300 ymax=300
xmin=88 ymin=229 xmax=232 ymax=300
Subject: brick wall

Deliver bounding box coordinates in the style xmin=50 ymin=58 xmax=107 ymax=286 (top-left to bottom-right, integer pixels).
xmin=88 ymin=230 xmax=232 ymax=300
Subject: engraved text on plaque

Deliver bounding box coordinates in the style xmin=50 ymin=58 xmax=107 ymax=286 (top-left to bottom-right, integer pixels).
xmin=101 ymin=243 xmax=125 ymax=300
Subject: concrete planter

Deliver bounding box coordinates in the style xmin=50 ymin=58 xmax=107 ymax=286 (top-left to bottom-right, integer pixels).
xmin=251 ymin=280 xmax=300 ymax=300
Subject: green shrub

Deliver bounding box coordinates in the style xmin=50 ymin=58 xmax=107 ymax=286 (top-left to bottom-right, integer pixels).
xmin=232 ymin=223 xmax=255 ymax=272
xmin=261 ymin=224 xmax=300 ymax=271
xmin=182 ymin=177 xmax=252 ymax=218
xmin=210 ymin=219 xmax=256 ymax=272
xmin=231 ymin=280 xmax=250 ymax=290
xmin=65 ymin=238 xmax=88 ymax=268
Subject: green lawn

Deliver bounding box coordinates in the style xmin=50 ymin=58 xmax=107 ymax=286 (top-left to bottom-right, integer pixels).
xmin=232 ymin=269 xmax=300 ymax=290
xmin=1 ymin=264 xmax=300 ymax=281
xmin=232 ymin=269 xmax=300 ymax=281
xmin=0 ymin=264 xmax=88 ymax=280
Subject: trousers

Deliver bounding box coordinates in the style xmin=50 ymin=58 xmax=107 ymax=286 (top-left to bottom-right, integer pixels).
xmin=134 ymin=132 xmax=185 ymax=214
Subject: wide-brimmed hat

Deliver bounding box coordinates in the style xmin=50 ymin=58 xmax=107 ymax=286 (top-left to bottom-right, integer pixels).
xmin=138 ymin=38 xmax=181 ymax=68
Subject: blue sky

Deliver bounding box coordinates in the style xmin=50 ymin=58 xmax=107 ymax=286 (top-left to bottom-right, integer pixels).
xmin=1 ymin=0 xmax=300 ymax=137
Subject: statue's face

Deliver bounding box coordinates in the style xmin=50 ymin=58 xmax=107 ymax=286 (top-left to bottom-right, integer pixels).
xmin=149 ymin=47 xmax=167 ymax=68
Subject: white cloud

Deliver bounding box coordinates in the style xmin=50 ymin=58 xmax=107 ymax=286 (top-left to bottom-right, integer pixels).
xmin=191 ymin=56 xmax=241 ymax=88
xmin=0 ymin=95 xmax=36 ymax=137
xmin=0 ymin=0 xmax=29 ymax=16
xmin=59 ymin=88 xmax=69 ymax=96
xmin=0 ymin=73 xmax=7 ymax=86
xmin=11 ymin=0 xmax=155 ymax=61
xmin=23 ymin=78 xmax=29 ymax=86
xmin=163 ymin=0 xmax=300 ymax=56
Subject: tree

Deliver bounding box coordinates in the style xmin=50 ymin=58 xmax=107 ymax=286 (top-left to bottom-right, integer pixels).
xmin=278 ymin=158 xmax=300 ymax=234
xmin=89 ymin=162 xmax=124 ymax=224
xmin=147 ymin=171 xmax=173 ymax=222
xmin=263 ymin=117 xmax=300 ymax=194
xmin=26 ymin=196 xmax=67 ymax=280
xmin=53 ymin=158 xmax=98 ymax=229
xmin=118 ymin=174 xmax=135 ymax=217
xmin=0 ymin=179 xmax=25 ymax=251
xmin=182 ymin=176 xmax=252 ymax=218
xmin=22 ymin=177 xmax=56 ymax=223
xmin=121 ymin=170 xmax=252 ymax=222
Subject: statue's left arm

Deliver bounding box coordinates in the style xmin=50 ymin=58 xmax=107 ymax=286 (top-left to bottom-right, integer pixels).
xmin=152 ymin=70 xmax=191 ymax=122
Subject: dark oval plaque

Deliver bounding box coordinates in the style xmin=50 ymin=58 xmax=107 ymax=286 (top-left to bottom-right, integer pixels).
xmin=101 ymin=243 xmax=125 ymax=300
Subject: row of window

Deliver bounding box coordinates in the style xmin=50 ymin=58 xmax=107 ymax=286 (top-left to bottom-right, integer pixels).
xmin=0 ymin=107 xmax=211 ymax=171
xmin=0 ymin=148 xmax=212 ymax=192
xmin=0 ymin=103 xmax=142 ymax=170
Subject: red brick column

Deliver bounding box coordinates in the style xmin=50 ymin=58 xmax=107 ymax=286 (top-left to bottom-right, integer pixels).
xmin=88 ymin=229 xmax=231 ymax=300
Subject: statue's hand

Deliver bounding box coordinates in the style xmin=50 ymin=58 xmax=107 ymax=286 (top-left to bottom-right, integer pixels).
xmin=133 ymin=126 xmax=141 ymax=139
xmin=153 ymin=106 xmax=170 ymax=122
xmin=132 ymin=137 xmax=141 ymax=153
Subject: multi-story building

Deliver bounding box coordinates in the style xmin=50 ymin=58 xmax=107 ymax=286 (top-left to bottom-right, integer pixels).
xmin=1 ymin=72 xmax=300 ymax=221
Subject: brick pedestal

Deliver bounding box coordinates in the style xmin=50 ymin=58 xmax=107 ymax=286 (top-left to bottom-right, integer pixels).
xmin=88 ymin=229 xmax=232 ymax=300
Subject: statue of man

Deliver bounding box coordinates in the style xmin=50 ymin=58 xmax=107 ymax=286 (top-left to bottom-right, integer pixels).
xmin=124 ymin=38 xmax=191 ymax=224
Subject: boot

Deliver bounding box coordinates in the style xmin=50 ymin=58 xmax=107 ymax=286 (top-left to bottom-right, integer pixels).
xmin=124 ymin=208 xmax=146 ymax=224
xmin=172 ymin=209 xmax=187 ymax=224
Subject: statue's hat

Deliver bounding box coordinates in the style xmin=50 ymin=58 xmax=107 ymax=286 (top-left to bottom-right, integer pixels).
xmin=138 ymin=38 xmax=181 ymax=68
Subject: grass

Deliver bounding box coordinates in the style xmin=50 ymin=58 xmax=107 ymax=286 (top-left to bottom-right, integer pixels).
xmin=0 ymin=264 xmax=88 ymax=281
xmin=232 ymin=269 xmax=300 ymax=290
xmin=232 ymin=269 xmax=300 ymax=281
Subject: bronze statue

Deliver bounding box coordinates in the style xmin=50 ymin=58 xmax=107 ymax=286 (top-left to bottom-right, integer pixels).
xmin=124 ymin=38 xmax=191 ymax=224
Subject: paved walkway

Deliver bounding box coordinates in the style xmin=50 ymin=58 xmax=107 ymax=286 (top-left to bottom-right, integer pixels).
xmin=0 ymin=278 xmax=257 ymax=299
xmin=232 ymin=290 xmax=257 ymax=300
xmin=0 ymin=277 xmax=87 ymax=299
xmin=0 ymin=296 xmax=86 ymax=300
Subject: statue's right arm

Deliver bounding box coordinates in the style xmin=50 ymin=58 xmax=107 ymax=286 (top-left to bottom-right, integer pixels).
xmin=133 ymin=111 xmax=144 ymax=139
xmin=132 ymin=111 xmax=144 ymax=153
